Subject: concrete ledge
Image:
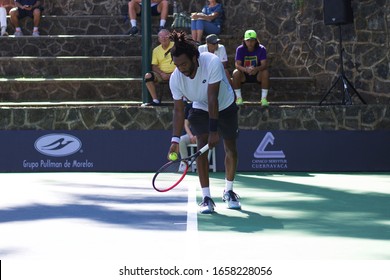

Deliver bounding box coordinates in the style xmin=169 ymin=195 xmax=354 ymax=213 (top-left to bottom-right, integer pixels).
xmin=0 ymin=76 xmax=318 ymax=103
xmin=0 ymin=56 xmax=142 ymax=78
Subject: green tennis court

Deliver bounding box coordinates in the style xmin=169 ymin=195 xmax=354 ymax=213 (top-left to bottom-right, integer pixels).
xmin=0 ymin=172 xmax=389 ymax=279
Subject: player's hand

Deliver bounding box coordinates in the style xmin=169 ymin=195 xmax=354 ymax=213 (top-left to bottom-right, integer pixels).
xmin=189 ymin=135 xmax=197 ymax=144
xmin=161 ymin=72 xmax=170 ymax=81
xmin=208 ymin=131 xmax=219 ymax=149
xmin=168 ymin=143 xmax=179 ymax=158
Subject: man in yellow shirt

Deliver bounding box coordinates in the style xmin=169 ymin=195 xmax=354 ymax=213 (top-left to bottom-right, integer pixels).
xmin=142 ymin=29 xmax=175 ymax=106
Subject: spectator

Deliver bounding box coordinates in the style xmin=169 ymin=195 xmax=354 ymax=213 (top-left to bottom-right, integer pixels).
xmin=0 ymin=1 xmax=8 ymax=36
xmin=127 ymin=0 xmax=169 ymax=35
xmin=9 ymin=0 xmax=43 ymax=36
xmin=198 ymin=34 xmax=232 ymax=87
xmin=142 ymin=28 xmax=175 ymax=106
xmin=179 ymin=101 xmax=196 ymax=161
xmin=190 ymin=0 xmax=223 ymax=44
xmin=232 ymin=29 xmax=270 ymax=106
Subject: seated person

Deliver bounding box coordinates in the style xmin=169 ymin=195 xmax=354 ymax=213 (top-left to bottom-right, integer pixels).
xmin=9 ymin=0 xmax=43 ymax=36
xmin=178 ymin=100 xmax=195 ymax=172
xmin=127 ymin=0 xmax=169 ymax=35
xmin=179 ymin=101 xmax=196 ymax=159
xmin=0 ymin=0 xmax=14 ymax=36
xmin=190 ymin=0 xmax=223 ymax=44
xmin=198 ymin=34 xmax=232 ymax=87
xmin=232 ymin=29 xmax=270 ymax=106
xmin=142 ymin=29 xmax=175 ymax=106
xmin=0 ymin=5 xmax=6 ymax=36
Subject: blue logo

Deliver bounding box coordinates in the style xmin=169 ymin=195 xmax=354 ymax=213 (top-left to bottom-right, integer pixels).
xmin=254 ymin=132 xmax=285 ymax=158
xmin=35 ymin=134 xmax=82 ymax=157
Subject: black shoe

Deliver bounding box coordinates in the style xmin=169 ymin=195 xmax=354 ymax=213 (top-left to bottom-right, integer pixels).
xmin=127 ymin=26 xmax=138 ymax=35
xmin=141 ymin=101 xmax=161 ymax=107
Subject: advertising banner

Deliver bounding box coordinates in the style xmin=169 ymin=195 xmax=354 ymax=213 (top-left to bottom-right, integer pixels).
xmin=0 ymin=130 xmax=389 ymax=172
xmin=238 ymin=130 xmax=390 ymax=172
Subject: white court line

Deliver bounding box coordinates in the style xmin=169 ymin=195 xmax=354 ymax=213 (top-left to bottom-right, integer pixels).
xmin=186 ymin=184 xmax=198 ymax=232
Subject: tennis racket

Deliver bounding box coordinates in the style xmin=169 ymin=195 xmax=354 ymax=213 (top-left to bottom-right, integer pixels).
xmin=152 ymin=144 xmax=209 ymax=192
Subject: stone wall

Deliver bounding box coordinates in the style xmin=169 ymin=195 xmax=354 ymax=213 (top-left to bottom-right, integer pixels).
xmin=36 ymin=0 xmax=389 ymax=103
xmin=181 ymin=0 xmax=389 ymax=104
xmin=1 ymin=1 xmax=389 ymax=132
xmin=1 ymin=105 xmax=389 ymax=131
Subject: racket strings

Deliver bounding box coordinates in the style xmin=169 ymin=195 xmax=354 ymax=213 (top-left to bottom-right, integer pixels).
xmin=153 ymin=160 xmax=188 ymax=192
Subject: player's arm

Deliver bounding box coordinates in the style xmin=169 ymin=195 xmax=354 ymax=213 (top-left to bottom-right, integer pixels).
xmin=235 ymin=59 xmax=247 ymax=73
xmin=207 ymin=82 xmax=220 ymax=148
xmin=169 ymin=99 xmax=185 ymax=155
xmin=32 ymin=1 xmax=41 ymax=9
xmin=257 ymin=58 xmax=268 ymax=71
xmin=151 ymin=64 xmax=170 ymax=80
xmin=14 ymin=1 xmax=24 ymax=9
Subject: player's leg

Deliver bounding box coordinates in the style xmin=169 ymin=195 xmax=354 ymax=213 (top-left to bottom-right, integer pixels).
xmin=196 ymin=133 xmax=215 ymax=213
xmin=156 ymin=0 xmax=168 ymax=29
xmin=32 ymin=8 xmax=41 ymax=36
xmin=188 ymin=109 xmax=215 ymax=213
xmin=219 ymin=103 xmax=241 ymax=209
xmin=257 ymin=69 xmax=270 ymax=106
xmin=232 ymin=68 xmax=246 ymax=105
xmin=144 ymin=72 xmax=161 ymax=105
xmin=127 ymin=0 xmax=141 ymax=35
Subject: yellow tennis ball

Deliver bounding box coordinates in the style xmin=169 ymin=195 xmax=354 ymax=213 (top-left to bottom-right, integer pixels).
xmin=168 ymin=152 xmax=178 ymax=161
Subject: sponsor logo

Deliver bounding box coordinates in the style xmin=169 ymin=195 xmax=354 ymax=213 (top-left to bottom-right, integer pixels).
xmin=254 ymin=132 xmax=285 ymax=158
xmin=34 ymin=134 xmax=82 ymax=157
xmin=252 ymin=132 xmax=288 ymax=169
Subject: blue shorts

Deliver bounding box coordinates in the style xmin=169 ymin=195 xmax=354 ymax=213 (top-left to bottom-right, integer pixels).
xmin=188 ymin=102 xmax=239 ymax=140
xmin=244 ymin=73 xmax=260 ymax=83
xmin=18 ymin=7 xmax=43 ymax=19
xmin=137 ymin=5 xmax=161 ymax=16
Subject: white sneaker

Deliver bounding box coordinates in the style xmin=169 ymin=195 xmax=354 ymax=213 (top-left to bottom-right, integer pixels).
xmin=222 ymin=190 xmax=241 ymax=209
xmin=32 ymin=31 xmax=40 ymax=37
xmin=14 ymin=30 xmax=23 ymax=37
xmin=178 ymin=161 xmax=187 ymax=172
xmin=199 ymin=196 xmax=215 ymax=214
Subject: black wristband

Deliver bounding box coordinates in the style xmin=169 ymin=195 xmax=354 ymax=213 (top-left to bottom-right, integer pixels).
xmin=209 ymin=118 xmax=218 ymax=132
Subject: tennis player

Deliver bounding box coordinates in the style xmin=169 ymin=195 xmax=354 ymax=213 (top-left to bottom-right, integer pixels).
xmin=168 ymin=30 xmax=241 ymax=214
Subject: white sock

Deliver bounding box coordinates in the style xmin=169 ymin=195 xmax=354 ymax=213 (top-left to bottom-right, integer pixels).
xmin=160 ymin=20 xmax=166 ymax=27
xmin=225 ymin=179 xmax=233 ymax=192
xmin=235 ymin=89 xmax=242 ymax=99
xmin=16 ymin=27 xmax=21 ymax=32
xmin=202 ymin=187 xmax=211 ymax=198
xmin=131 ymin=20 xmax=137 ymax=27
xmin=261 ymin=89 xmax=268 ymax=99
xmin=33 ymin=27 xmax=38 ymax=32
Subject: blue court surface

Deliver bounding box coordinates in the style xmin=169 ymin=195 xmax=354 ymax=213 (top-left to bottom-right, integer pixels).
xmin=0 ymin=172 xmax=389 ymax=279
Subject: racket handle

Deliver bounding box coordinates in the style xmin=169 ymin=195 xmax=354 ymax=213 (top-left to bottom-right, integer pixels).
xmin=199 ymin=144 xmax=209 ymax=155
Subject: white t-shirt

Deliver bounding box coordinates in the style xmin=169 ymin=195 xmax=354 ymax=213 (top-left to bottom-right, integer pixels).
xmin=198 ymin=44 xmax=228 ymax=63
xmin=169 ymin=52 xmax=235 ymax=112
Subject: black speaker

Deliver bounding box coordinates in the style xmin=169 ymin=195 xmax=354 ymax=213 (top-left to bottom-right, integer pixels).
xmin=323 ymin=0 xmax=354 ymax=25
